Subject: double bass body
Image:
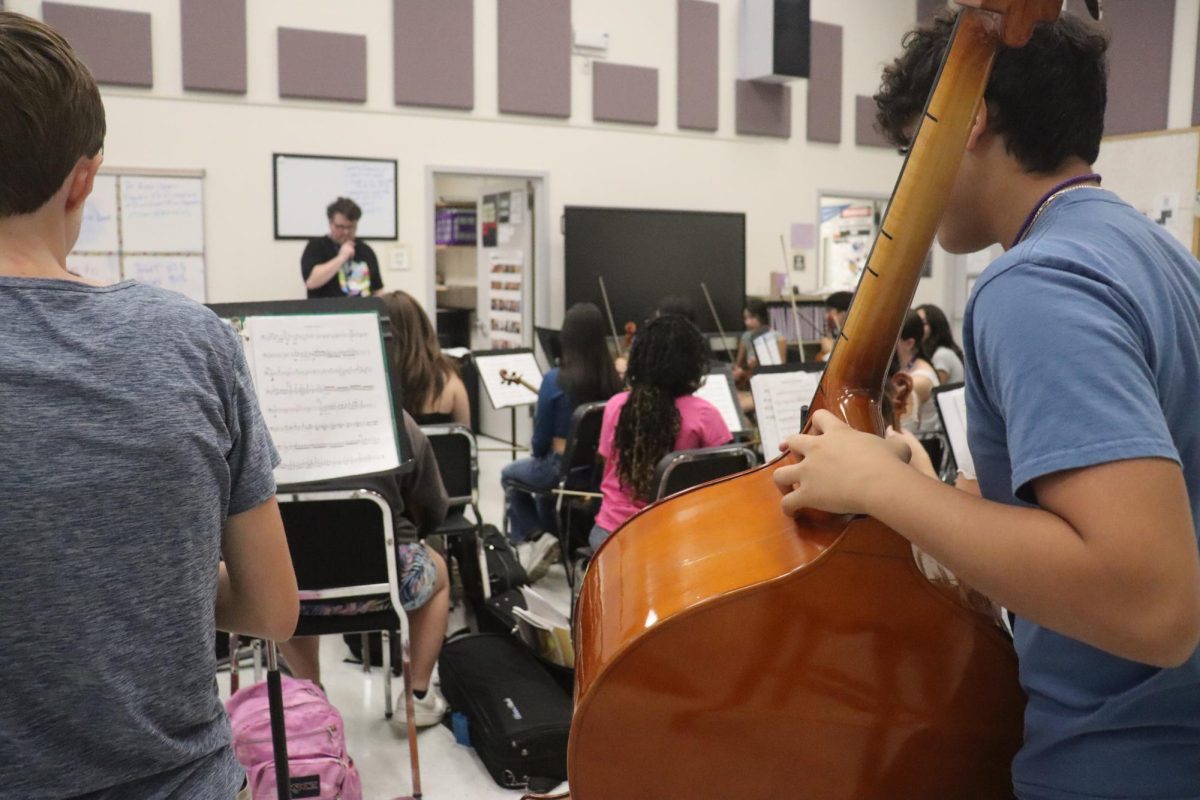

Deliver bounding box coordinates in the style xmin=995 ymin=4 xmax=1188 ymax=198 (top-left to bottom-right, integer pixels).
xmin=569 ymin=392 xmax=1024 ymax=799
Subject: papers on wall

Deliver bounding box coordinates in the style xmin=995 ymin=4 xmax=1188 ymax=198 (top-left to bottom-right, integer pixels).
xmin=65 ymin=254 xmax=121 ymax=286
xmin=753 ymin=333 xmax=783 ymax=366
xmin=119 ymin=177 xmax=205 ymax=253
xmin=71 ymin=171 xmax=207 ymax=301
xmin=474 ymin=349 xmax=543 ymax=409
xmin=751 ymin=369 xmax=822 ymax=456
xmin=236 ymin=312 xmax=400 ymax=485
xmin=124 ymin=256 xmax=207 ymax=304
xmin=694 ymin=369 xmax=745 ymax=434
xmin=74 ymin=175 xmax=119 ymax=252
xmin=934 ymin=386 xmax=975 ymax=479
xmin=487 ymin=251 xmax=525 ymax=349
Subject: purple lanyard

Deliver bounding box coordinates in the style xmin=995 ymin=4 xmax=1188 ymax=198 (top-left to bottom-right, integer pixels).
xmin=1010 ymin=172 xmax=1102 ymax=247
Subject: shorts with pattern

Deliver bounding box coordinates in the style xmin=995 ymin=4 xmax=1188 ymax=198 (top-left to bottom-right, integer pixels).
xmin=298 ymin=542 xmax=437 ymax=615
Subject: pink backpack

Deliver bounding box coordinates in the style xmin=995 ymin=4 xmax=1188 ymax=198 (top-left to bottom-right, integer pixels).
xmin=226 ymin=676 xmax=362 ymax=800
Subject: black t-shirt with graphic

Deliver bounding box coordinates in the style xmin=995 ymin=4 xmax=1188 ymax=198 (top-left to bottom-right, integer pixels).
xmin=300 ymin=236 xmax=383 ymax=298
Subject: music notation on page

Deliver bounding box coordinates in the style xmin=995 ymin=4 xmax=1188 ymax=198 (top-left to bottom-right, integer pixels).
xmin=243 ymin=313 xmax=399 ymax=484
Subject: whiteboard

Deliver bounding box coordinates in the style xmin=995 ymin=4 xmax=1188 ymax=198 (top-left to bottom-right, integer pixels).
xmin=74 ymin=175 xmax=119 ymax=252
xmin=1095 ymin=129 xmax=1199 ymax=255
xmin=273 ymin=153 xmax=397 ymax=240
xmin=120 ymin=176 xmax=205 ymax=253
xmin=124 ymin=256 xmax=206 ymax=304
xmin=71 ymin=170 xmax=208 ymax=301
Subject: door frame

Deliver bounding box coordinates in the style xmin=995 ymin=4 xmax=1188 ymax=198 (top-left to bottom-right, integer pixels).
xmin=424 ymin=166 xmax=552 ymax=336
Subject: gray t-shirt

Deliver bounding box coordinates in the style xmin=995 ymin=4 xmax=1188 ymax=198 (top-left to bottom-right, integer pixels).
xmin=0 ymin=278 xmax=278 ymax=799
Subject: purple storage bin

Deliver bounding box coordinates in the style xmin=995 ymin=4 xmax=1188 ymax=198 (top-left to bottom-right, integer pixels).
xmin=436 ymin=207 xmax=477 ymax=246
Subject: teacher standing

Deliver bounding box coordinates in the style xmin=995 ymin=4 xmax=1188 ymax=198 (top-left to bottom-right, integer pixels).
xmin=301 ymin=197 xmax=383 ymax=298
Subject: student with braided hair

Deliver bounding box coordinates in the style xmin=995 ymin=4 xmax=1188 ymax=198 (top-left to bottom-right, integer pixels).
xmin=589 ymin=315 xmax=732 ymax=550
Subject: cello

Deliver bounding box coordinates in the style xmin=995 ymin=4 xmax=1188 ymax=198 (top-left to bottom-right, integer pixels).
xmin=566 ymin=3 xmax=1063 ymax=798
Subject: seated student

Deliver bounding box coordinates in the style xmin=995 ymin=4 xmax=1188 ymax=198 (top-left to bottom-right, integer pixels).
xmin=382 ymin=290 xmax=470 ymax=427
xmin=0 ymin=13 xmax=298 ymax=798
xmin=654 ymin=294 xmax=698 ymax=324
xmin=278 ymin=411 xmax=451 ymax=727
xmin=502 ymin=303 xmax=623 ymax=579
xmin=896 ymin=308 xmax=941 ymax=439
xmin=817 ymin=291 xmax=853 ymax=362
xmin=590 ymin=315 xmax=733 ymax=549
xmin=916 ymin=303 xmax=964 ymax=384
xmin=732 ymin=298 xmax=788 ymax=386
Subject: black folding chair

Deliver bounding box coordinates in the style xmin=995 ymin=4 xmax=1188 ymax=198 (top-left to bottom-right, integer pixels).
xmin=504 ymin=401 xmax=608 ymax=588
xmin=275 ymin=488 xmax=423 ymax=796
xmin=653 ymin=444 xmax=759 ymax=501
xmin=421 ymin=423 xmax=491 ymax=602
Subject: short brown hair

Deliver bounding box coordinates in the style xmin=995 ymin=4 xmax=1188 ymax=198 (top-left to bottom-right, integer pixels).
xmin=326 ymin=197 xmax=362 ymax=222
xmin=0 ymin=12 xmax=105 ymax=218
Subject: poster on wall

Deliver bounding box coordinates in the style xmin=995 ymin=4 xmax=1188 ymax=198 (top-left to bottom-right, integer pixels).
xmin=481 ymin=195 xmax=498 ymax=247
xmin=819 ymin=200 xmax=877 ymax=292
xmin=488 ymin=251 xmax=524 ymax=349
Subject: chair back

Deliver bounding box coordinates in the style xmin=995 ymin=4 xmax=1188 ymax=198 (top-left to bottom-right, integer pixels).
xmin=421 ymin=423 xmax=478 ymax=507
xmin=652 ymin=445 xmax=758 ymax=501
xmin=561 ymin=401 xmax=607 ymax=491
xmin=278 ymin=489 xmax=403 ymax=636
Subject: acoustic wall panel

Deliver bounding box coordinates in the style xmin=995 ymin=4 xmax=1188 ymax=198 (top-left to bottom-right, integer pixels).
xmin=278 ymin=28 xmax=367 ymax=103
xmin=42 ymin=2 xmax=152 ymax=88
xmin=1194 ymin=14 xmax=1200 ymax=127
xmin=593 ymin=63 xmax=658 ymax=126
xmin=394 ymin=0 xmax=473 ymax=110
xmin=678 ymin=0 xmax=719 ymax=131
xmin=806 ymin=21 xmax=842 ymax=144
xmin=918 ymin=0 xmax=947 ymax=22
xmin=1103 ymin=0 xmax=1174 ymax=135
xmin=855 ymin=95 xmax=892 ymax=148
xmin=498 ymin=0 xmax=570 ymax=118
xmin=736 ymin=80 xmax=791 ymax=138
xmin=181 ymin=0 xmax=246 ymax=93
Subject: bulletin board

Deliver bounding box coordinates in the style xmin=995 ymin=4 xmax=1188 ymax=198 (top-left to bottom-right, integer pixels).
xmin=1094 ymin=128 xmax=1200 ymax=256
xmin=69 ymin=168 xmax=207 ymax=302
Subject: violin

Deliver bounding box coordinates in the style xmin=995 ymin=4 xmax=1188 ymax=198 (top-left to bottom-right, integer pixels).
xmin=499 ymin=368 xmax=538 ymax=395
xmin=566 ymin=4 xmax=1062 ymax=798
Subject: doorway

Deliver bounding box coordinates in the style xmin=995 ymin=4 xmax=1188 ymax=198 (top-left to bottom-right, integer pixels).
xmin=425 ymin=167 xmax=551 ymax=443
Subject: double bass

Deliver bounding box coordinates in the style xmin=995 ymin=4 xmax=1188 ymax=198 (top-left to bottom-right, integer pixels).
xmin=566 ymin=2 xmax=1063 ymax=797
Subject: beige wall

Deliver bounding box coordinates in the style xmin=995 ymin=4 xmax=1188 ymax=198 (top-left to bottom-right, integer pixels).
xmin=13 ymin=0 xmax=1198 ymax=321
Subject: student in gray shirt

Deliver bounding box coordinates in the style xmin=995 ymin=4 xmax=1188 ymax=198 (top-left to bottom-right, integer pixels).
xmin=0 ymin=13 xmax=298 ymax=799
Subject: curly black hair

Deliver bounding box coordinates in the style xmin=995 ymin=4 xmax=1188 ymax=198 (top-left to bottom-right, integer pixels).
xmin=613 ymin=314 xmax=709 ymax=502
xmin=874 ymin=10 xmax=1108 ymax=173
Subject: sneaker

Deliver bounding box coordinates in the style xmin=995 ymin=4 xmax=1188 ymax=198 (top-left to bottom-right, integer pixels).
xmin=394 ymin=685 xmax=447 ymax=729
xmin=519 ymin=533 xmax=560 ymax=582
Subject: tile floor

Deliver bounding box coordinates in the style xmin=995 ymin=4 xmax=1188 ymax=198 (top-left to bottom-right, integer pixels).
xmin=220 ymin=435 xmax=572 ymax=800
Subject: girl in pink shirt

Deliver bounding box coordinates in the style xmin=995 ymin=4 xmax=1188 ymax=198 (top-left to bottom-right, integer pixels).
xmin=590 ymin=315 xmax=732 ymax=549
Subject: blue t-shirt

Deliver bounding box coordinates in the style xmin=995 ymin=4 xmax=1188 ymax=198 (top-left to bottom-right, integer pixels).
xmin=530 ymin=367 xmax=575 ymax=459
xmin=0 ymin=278 xmax=279 ymax=799
xmin=964 ymin=189 xmax=1200 ymax=800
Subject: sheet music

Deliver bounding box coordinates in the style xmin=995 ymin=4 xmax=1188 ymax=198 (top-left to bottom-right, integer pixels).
xmin=474 ymin=351 xmax=543 ymax=409
xmin=751 ymin=371 xmax=822 ymax=455
xmin=243 ymin=313 xmax=399 ymax=485
xmin=753 ymin=333 xmax=783 ymax=366
xmin=936 ymin=387 xmax=976 ymax=479
xmin=694 ymin=370 xmax=744 ymax=434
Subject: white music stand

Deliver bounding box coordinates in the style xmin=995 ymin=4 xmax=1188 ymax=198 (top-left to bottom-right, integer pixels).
xmin=473 ymin=348 xmax=543 ymax=460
